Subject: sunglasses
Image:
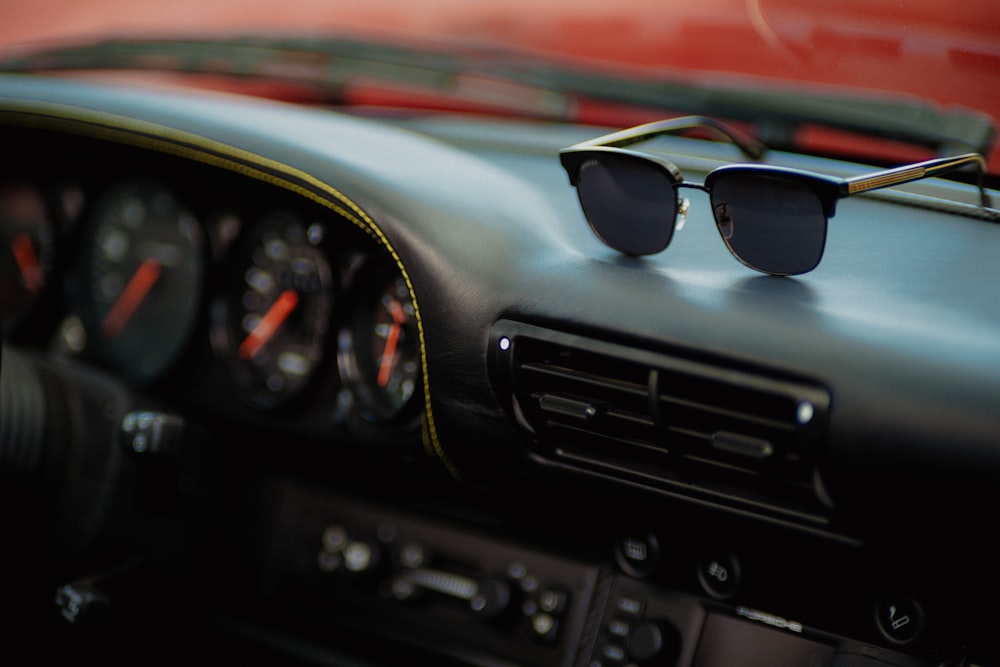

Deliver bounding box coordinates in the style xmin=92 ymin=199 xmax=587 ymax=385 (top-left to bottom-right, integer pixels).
xmin=560 ymin=116 xmax=993 ymax=275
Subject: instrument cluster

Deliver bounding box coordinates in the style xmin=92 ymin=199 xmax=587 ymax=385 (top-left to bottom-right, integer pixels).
xmin=0 ymin=168 xmax=424 ymax=441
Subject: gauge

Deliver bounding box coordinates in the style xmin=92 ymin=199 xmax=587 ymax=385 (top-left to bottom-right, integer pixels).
xmin=339 ymin=265 xmax=421 ymax=423
xmin=80 ymin=180 xmax=205 ymax=383
xmin=0 ymin=182 xmax=56 ymax=334
xmin=212 ymin=212 xmax=335 ymax=409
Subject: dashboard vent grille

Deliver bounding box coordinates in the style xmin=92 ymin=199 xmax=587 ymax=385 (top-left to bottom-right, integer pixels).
xmin=489 ymin=320 xmax=832 ymax=523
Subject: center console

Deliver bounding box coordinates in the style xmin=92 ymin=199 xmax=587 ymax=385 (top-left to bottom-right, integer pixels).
xmin=256 ymin=484 xmax=930 ymax=667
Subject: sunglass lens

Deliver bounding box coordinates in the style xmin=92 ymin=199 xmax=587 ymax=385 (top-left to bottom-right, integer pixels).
xmin=575 ymin=154 xmax=678 ymax=256
xmin=710 ymin=174 xmax=827 ymax=275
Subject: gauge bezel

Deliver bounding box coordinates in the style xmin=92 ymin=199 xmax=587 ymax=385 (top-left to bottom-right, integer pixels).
xmin=337 ymin=259 xmax=423 ymax=426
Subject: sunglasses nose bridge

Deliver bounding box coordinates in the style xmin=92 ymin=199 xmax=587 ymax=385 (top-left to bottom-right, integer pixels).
xmin=673 ymin=182 xmax=709 ymax=232
xmin=675 ymin=196 xmax=691 ymax=231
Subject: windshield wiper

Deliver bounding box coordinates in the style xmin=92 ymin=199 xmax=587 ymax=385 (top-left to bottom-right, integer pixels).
xmin=1 ymin=35 xmax=994 ymax=160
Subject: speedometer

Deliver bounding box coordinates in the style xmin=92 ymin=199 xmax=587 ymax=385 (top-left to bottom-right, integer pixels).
xmin=211 ymin=211 xmax=335 ymax=409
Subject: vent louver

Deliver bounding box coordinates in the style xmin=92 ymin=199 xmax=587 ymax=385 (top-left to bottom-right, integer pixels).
xmin=489 ymin=320 xmax=832 ymax=524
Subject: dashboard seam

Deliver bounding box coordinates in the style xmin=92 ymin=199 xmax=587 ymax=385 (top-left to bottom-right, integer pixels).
xmin=0 ymin=98 xmax=459 ymax=478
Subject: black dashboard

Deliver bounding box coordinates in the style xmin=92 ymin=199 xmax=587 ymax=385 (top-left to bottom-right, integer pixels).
xmin=2 ymin=74 xmax=1000 ymax=667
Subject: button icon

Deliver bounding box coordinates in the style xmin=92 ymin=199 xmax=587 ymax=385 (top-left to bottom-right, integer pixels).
xmin=875 ymin=596 xmax=924 ymax=645
xmin=614 ymin=595 xmax=646 ymax=619
xmin=697 ymin=552 xmax=741 ymax=599
xmin=615 ymin=534 xmax=660 ymax=577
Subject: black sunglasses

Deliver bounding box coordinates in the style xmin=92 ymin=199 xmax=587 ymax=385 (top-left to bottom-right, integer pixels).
xmin=560 ymin=116 xmax=993 ymax=275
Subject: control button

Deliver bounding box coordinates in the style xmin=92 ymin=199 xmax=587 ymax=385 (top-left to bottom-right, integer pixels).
xmin=875 ymin=596 xmax=924 ymax=645
xmin=316 ymin=550 xmax=341 ymax=573
xmin=629 ymin=620 xmax=682 ymax=665
xmin=506 ymin=561 xmax=528 ymax=580
xmin=615 ymin=534 xmax=660 ymax=577
xmin=390 ymin=575 xmax=419 ymax=601
xmin=398 ymin=542 xmax=426 ymax=568
xmin=519 ymin=574 xmax=540 ymax=593
xmin=600 ymin=642 xmax=627 ymax=664
xmin=469 ymin=578 xmax=511 ymax=619
xmin=628 ymin=621 xmax=663 ymax=663
xmin=521 ymin=598 xmax=538 ymax=616
xmin=343 ymin=540 xmax=377 ymax=573
xmin=613 ymin=595 xmax=646 ymax=619
xmin=607 ymin=618 xmax=631 ymax=639
xmin=538 ymin=589 xmax=567 ymax=614
xmin=322 ymin=525 xmax=349 ymax=552
xmin=317 ymin=524 xmax=350 ymax=574
xmin=530 ymin=612 xmax=559 ymax=643
xmin=697 ymin=552 xmax=741 ymax=599
xmin=120 ymin=410 xmax=184 ymax=457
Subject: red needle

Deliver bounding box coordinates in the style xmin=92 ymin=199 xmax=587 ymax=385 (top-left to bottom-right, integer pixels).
xmin=239 ymin=288 xmax=299 ymax=360
xmin=377 ymin=322 xmax=401 ymax=388
xmin=11 ymin=232 xmax=44 ymax=294
xmin=101 ymin=257 xmax=162 ymax=340
xmin=377 ymin=298 xmax=408 ymax=388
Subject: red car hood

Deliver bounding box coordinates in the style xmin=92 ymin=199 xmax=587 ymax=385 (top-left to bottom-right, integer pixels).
xmin=3 ymin=0 xmax=999 ymax=167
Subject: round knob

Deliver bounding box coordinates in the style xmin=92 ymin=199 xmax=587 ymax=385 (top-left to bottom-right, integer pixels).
xmin=469 ymin=578 xmax=511 ymax=619
xmin=342 ymin=539 xmax=380 ymax=574
xmin=627 ymin=621 xmax=678 ymax=665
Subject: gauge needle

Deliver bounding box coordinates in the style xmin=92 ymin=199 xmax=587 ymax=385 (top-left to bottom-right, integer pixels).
xmin=101 ymin=257 xmax=162 ymax=340
xmin=11 ymin=232 xmax=44 ymax=294
xmin=377 ymin=298 xmax=408 ymax=388
xmin=239 ymin=288 xmax=299 ymax=360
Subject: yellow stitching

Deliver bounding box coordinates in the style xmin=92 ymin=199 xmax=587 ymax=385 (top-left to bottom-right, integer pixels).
xmin=0 ymin=98 xmax=458 ymax=479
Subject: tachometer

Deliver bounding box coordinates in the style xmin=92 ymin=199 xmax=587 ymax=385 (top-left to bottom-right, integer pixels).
xmin=339 ymin=264 xmax=421 ymax=423
xmin=212 ymin=212 xmax=335 ymax=409
xmin=80 ymin=180 xmax=204 ymax=383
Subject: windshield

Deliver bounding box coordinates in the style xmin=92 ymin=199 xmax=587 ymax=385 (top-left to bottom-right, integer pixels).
xmin=3 ymin=0 xmax=999 ymax=173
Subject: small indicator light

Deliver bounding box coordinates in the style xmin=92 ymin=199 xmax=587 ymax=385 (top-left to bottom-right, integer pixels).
xmin=796 ymin=401 xmax=815 ymax=425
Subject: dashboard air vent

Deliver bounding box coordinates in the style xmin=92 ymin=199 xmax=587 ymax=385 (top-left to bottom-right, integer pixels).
xmin=489 ymin=320 xmax=832 ymax=523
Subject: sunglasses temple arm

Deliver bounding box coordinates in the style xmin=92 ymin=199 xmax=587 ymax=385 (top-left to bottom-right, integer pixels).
xmin=844 ymin=153 xmax=993 ymax=208
xmin=568 ymin=115 xmax=767 ymax=160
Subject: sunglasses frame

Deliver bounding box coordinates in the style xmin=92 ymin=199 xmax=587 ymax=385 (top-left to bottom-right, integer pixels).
xmin=560 ymin=116 xmax=992 ymax=274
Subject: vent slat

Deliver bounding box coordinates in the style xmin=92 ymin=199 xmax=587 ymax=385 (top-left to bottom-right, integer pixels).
xmin=491 ymin=320 xmax=832 ymax=523
xmin=521 ymin=361 xmax=649 ymax=396
xmin=660 ymin=394 xmax=797 ymax=434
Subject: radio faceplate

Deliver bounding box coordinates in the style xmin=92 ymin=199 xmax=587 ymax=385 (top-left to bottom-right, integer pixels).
xmin=272 ymin=490 xmax=603 ymax=667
